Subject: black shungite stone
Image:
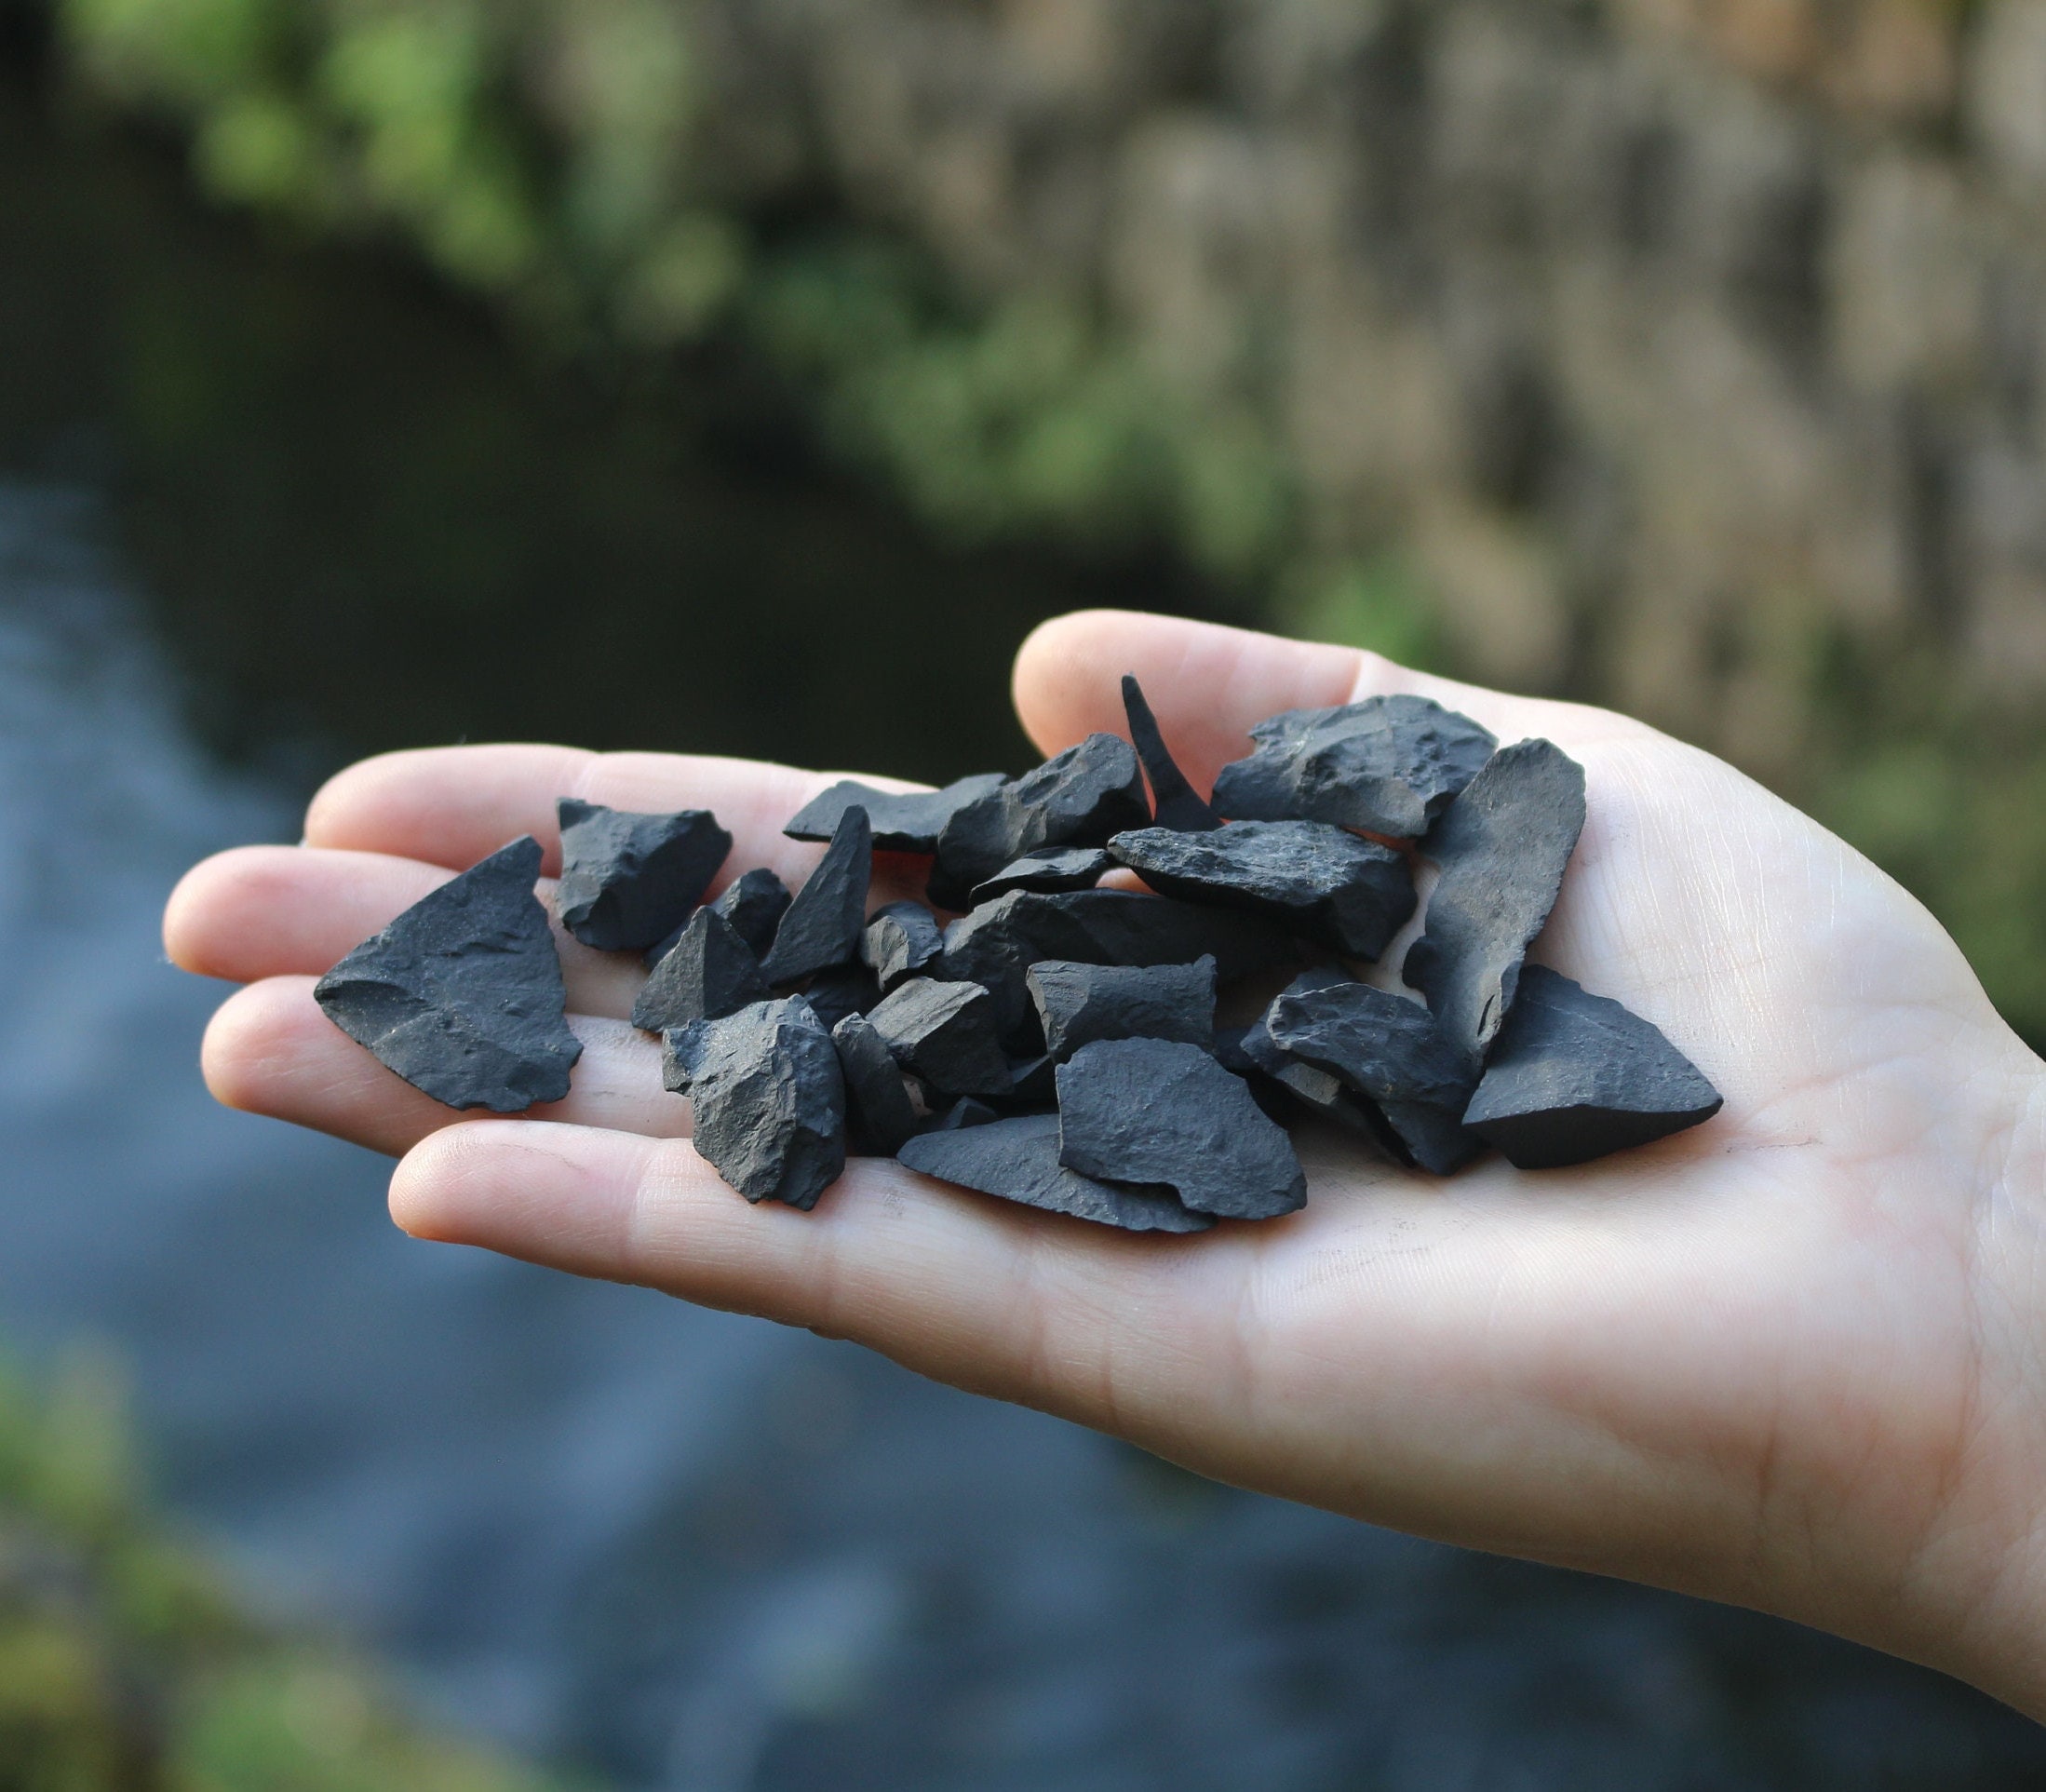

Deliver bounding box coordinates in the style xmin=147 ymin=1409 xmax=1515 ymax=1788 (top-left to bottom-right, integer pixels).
xmin=1240 ymin=1020 xmax=1393 ymax=1146
xmin=929 ymin=734 xmax=1149 ymax=908
xmin=1402 ymin=739 xmax=1585 ymax=1071
xmin=831 ymin=1012 xmax=922 ymax=1156
xmin=315 ymin=836 xmax=583 ymax=1113
xmin=784 ymin=773 xmax=1008 ymax=852
xmin=556 ymin=800 xmax=732 ymax=953
xmin=866 ymin=977 xmax=1013 ymax=1097
xmin=899 ymin=1113 xmax=1211 ymax=1233
xmin=1122 ymin=674 xmax=1220 ymax=831
xmin=1462 ymin=965 xmax=1723 ymax=1168
xmin=1027 ymin=957 xmax=1217 ymax=1061
xmin=861 ymin=900 xmax=945 ymax=990
xmin=761 ymin=806 xmax=873 ymax=986
xmin=1212 ymin=695 xmax=1496 ymax=839
xmin=632 ymin=907 xmax=769 ymax=1034
xmin=661 ymin=997 xmax=846 ymax=1209
xmin=801 ymin=962 xmax=882 ymax=1032
xmin=928 ymin=1097 xmax=1001 ymax=1131
xmin=714 ymin=869 xmax=792 ymax=956
xmin=1110 ymin=820 xmax=1416 ymax=961
xmin=1056 ymin=1039 xmax=1307 ymax=1221
xmin=969 ymin=847 xmax=1115 ymax=904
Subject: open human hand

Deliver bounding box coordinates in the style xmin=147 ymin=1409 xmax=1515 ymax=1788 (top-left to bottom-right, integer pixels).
xmin=163 ymin=610 xmax=2046 ymax=1717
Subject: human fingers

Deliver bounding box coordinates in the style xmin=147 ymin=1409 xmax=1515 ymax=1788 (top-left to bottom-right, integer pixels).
xmin=200 ymin=977 xmax=683 ymax=1156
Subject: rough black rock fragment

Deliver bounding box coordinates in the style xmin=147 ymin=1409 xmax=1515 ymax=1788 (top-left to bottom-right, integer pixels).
xmin=556 ymin=800 xmax=732 ymax=953
xmin=761 ymin=806 xmax=873 ymax=987
xmin=661 ymin=997 xmax=846 ymax=1209
xmin=969 ymin=847 xmax=1115 ymax=904
xmin=800 ymin=963 xmax=882 ymax=1033
xmin=929 ymin=734 xmax=1149 ymax=909
xmin=632 ymin=907 xmax=770 ymax=1033
xmin=315 ymin=836 xmax=583 ymax=1113
xmin=1402 ymin=739 xmax=1585 ymax=1071
xmin=1026 ymin=957 xmax=1217 ymax=1062
xmin=1237 ymin=1020 xmax=1393 ymax=1147
xmin=861 ymin=900 xmax=945 ymax=990
xmin=1265 ymin=974 xmax=1474 ymax=1110
xmin=866 ymin=977 xmax=1013 ymax=1097
xmin=1122 ymin=674 xmax=1220 ymax=831
xmin=928 ymin=1097 xmax=1001 ymax=1131
xmin=714 ymin=869 xmax=792 ymax=956
xmin=899 ymin=1113 xmax=1211 ymax=1233
xmin=831 ymin=1012 xmax=921 ymax=1156
xmin=784 ymin=773 xmax=1008 ymax=853
xmin=1110 ymin=820 xmax=1416 ymax=960
xmin=1212 ymin=695 xmax=1497 ymax=839
xmin=1462 ymin=966 xmax=1723 ymax=1168
xmin=1057 ymin=1039 xmax=1307 ymax=1221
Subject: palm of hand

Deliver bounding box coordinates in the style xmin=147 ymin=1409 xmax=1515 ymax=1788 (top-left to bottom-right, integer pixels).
xmin=164 ymin=611 xmax=2046 ymax=1711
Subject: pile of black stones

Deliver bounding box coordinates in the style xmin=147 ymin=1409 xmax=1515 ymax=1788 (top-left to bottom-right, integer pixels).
xmin=315 ymin=678 xmax=1723 ymax=1232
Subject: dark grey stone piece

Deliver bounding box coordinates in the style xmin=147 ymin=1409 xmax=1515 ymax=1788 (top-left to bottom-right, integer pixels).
xmin=899 ymin=1113 xmax=1211 ymax=1233
xmin=315 ymin=836 xmax=583 ymax=1113
xmin=861 ymin=899 xmax=946 ymax=990
xmin=761 ymin=806 xmax=873 ymax=986
xmin=831 ymin=1012 xmax=922 ymax=1156
xmin=1212 ymin=695 xmax=1497 ymax=839
xmin=1402 ymin=739 xmax=1586 ymax=1071
xmin=714 ymin=869 xmax=792 ymax=956
xmin=632 ymin=907 xmax=770 ymax=1034
xmin=929 ymin=734 xmax=1149 ymax=908
xmin=929 ymin=1096 xmax=1002 ymax=1131
xmin=661 ymin=997 xmax=846 ymax=1210
xmin=1027 ymin=957 xmax=1218 ymax=1061
xmin=1462 ymin=966 xmax=1723 ymax=1168
xmin=1237 ymin=1019 xmax=1394 ymax=1148
xmin=1110 ymin=820 xmax=1417 ymax=961
xmin=968 ymin=847 xmax=1116 ymax=904
xmin=556 ymin=800 xmax=732 ymax=953
xmin=1056 ymin=1039 xmax=1307 ymax=1221
xmin=785 ymin=774 xmax=1008 ymax=852
xmin=1122 ymin=673 xmax=1220 ymax=831
xmin=800 ymin=963 xmax=882 ymax=1033
xmin=867 ymin=977 xmax=1014 ymax=1097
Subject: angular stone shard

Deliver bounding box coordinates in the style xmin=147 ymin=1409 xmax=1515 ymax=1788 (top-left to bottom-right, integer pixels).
xmin=927 ymin=1096 xmax=1001 ymax=1131
xmin=1237 ymin=1019 xmax=1394 ymax=1148
xmin=929 ymin=734 xmax=1148 ymax=908
xmin=316 ymin=836 xmax=583 ymax=1113
xmin=1121 ymin=673 xmax=1220 ymax=831
xmin=761 ymin=806 xmax=873 ymax=987
xmin=800 ymin=962 xmax=882 ymax=1033
xmin=556 ymin=800 xmax=732 ymax=953
xmin=866 ymin=977 xmax=1013 ymax=1097
xmin=713 ymin=868 xmax=792 ymax=957
xmin=661 ymin=997 xmax=846 ymax=1210
xmin=1212 ymin=695 xmax=1497 ymax=839
xmin=1057 ymin=1039 xmax=1307 ymax=1221
xmin=899 ymin=1113 xmax=1211 ymax=1233
xmin=1110 ymin=820 xmax=1416 ymax=961
xmin=633 ymin=906 xmax=770 ymax=1034
xmin=831 ymin=1012 xmax=921 ymax=1156
xmin=784 ymin=773 xmax=1008 ymax=852
xmin=1462 ymin=966 xmax=1723 ymax=1168
xmin=969 ymin=847 xmax=1115 ymax=904
xmin=1026 ymin=957 xmax=1217 ymax=1062
xmin=861 ymin=899 xmax=945 ymax=990
xmin=1402 ymin=739 xmax=1586 ymax=1071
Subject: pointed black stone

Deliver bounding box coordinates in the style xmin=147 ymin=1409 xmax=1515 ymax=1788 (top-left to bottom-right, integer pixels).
xmin=315 ymin=837 xmax=583 ymax=1113
xmin=899 ymin=1113 xmax=1211 ymax=1233
xmin=556 ymin=800 xmax=732 ymax=952
xmin=929 ymin=734 xmax=1148 ymax=909
xmin=662 ymin=997 xmax=846 ymax=1209
xmin=968 ymin=847 xmax=1115 ymax=904
xmin=927 ymin=1096 xmax=1002 ymax=1131
xmin=800 ymin=962 xmax=882 ymax=1033
xmin=861 ymin=899 xmax=945 ymax=990
xmin=1402 ymin=739 xmax=1585 ymax=1071
xmin=632 ymin=907 xmax=769 ymax=1033
xmin=1057 ymin=1039 xmax=1307 ymax=1220
xmin=1213 ymin=695 xmax=1497 ymax=839
xmin=761 ymin=806 xmax=873 ymax=986
xmin=832 ymin=1012 xmax=922 ymax=1156
xmin=714 ymin=869 xmax=792 ymax=956
xmin=785 ymin=773 xmax=1008 ymax=853
xmin=1462 ymin=966 xmax=1722 ymax=1168
xmin=866 ymin=977 xmax=1013 ymax=1097
xmin=1110 ymin=820 xmax=1416 ymax=961
xmin=1122 ymin=674 xmax=1220 ymax=831
xmin=1026 ymin=957 xmax=1217 ymax=1061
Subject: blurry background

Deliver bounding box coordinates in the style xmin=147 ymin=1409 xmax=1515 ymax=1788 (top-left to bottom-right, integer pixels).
xmin=3 ymin=0 xmax=2046 ymax=1785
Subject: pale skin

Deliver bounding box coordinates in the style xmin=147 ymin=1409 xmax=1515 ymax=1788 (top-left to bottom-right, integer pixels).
xmin=163 ymin=609 xmax=2046 ymax=1718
